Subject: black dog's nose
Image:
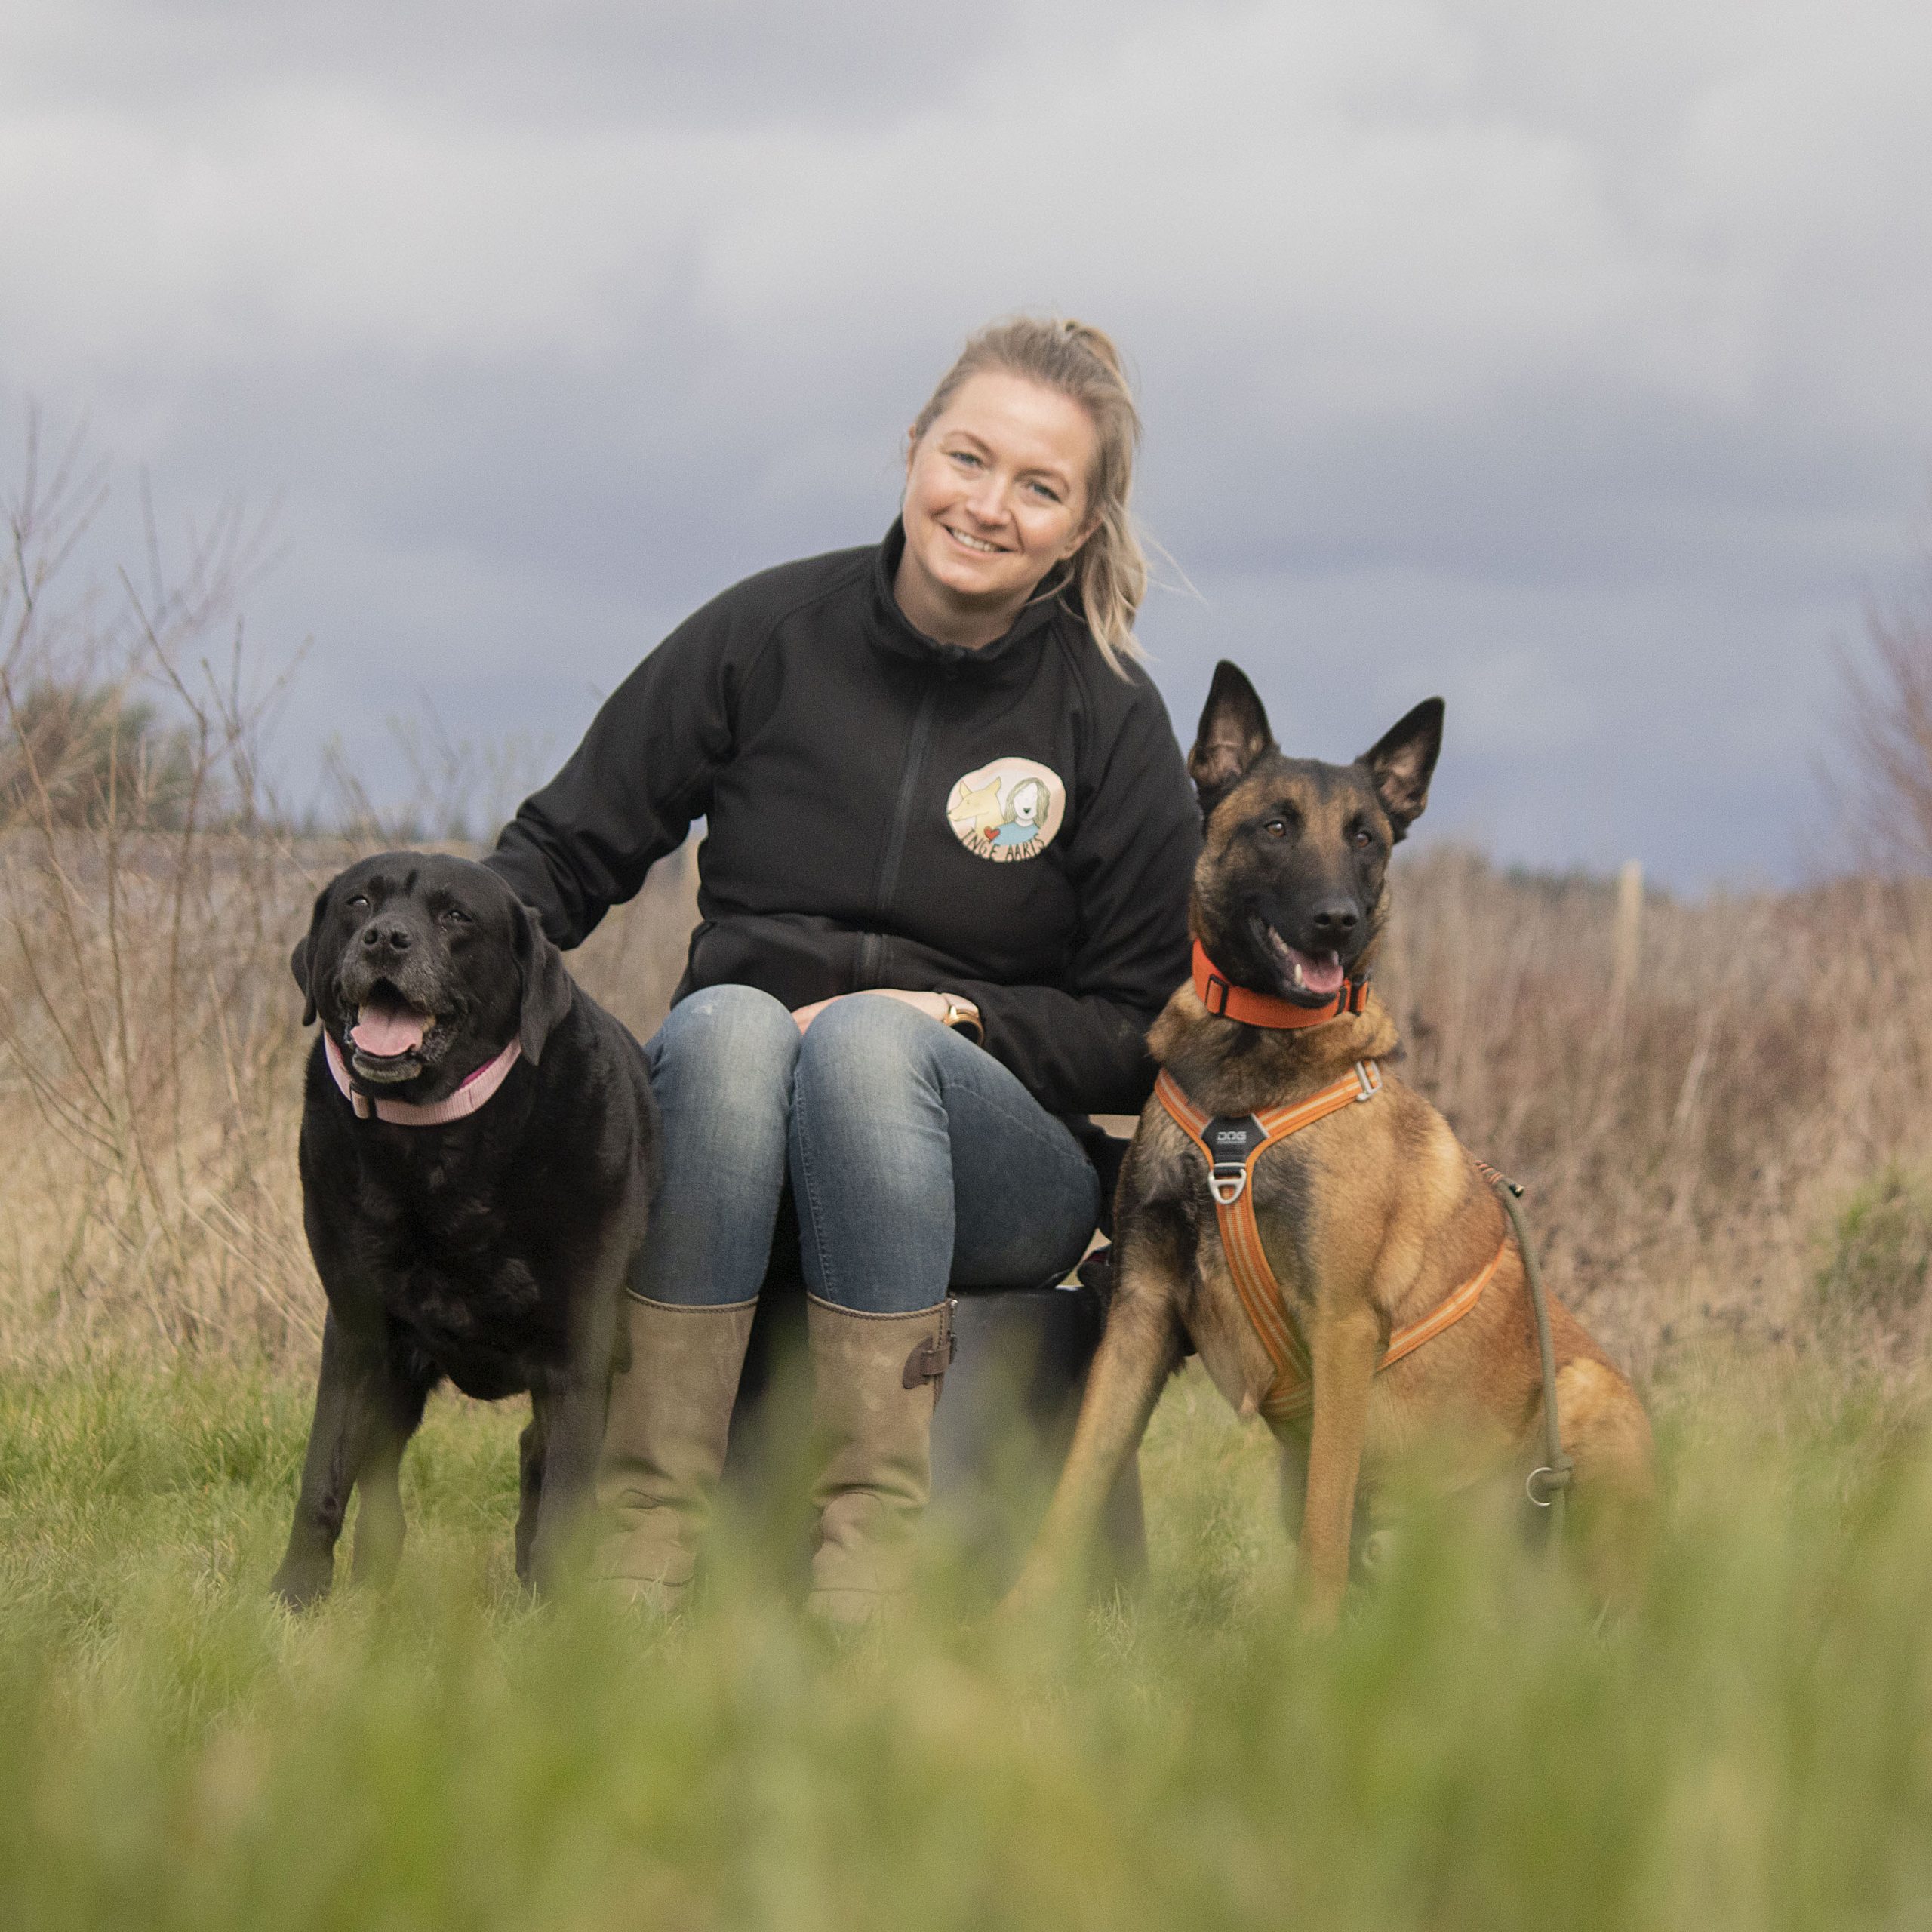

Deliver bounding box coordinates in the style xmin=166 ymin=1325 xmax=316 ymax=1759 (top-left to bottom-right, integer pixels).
xmin=1309 ymin=900 xmax=1359 ymax=941
xmin=361 ymin=921 xmax=412 ymax=952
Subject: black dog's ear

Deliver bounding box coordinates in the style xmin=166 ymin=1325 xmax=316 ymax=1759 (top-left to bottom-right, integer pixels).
xmin=1358 ymin=698 xmax=1444 ymax=841
xmin=513 ymin=903 xmax=574 ymax=1066
xmin=289 ymin=886 xmax=331 ymax=1026
xmin=1189 ymin=660 xmax=1275 ymax=816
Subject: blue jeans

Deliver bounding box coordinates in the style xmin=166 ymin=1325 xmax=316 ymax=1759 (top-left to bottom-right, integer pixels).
xmin=634 ymin=985 xmax=1102 ymax=1313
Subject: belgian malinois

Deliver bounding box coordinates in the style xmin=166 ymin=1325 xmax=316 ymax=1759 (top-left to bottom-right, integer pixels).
xmin=1010 ymin=663 xmax=1654 ymax=1625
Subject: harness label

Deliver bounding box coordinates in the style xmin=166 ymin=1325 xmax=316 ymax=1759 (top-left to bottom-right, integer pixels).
xmin=1205 ymin=1115 xmax=1269 ymax=1165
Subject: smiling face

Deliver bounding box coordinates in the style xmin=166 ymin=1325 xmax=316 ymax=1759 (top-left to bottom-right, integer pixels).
xmin=894 ymin=370 xmax=1098 ymax=648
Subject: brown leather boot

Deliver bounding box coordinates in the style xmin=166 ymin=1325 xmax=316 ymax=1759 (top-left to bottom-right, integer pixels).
xmin=804 ymin=1293 xmax=955 ymax=1624
xmin=590 ymin=1293 xmax=757 ymax=1611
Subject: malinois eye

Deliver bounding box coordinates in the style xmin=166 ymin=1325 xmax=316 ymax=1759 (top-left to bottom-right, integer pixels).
xmin=1262 ymin=819 xmax=1288 ymax=839
xmin=1352 ymin=829 xmax=1374 ymax=850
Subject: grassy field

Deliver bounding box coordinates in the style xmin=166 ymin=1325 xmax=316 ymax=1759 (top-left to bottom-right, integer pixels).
xmin=10 ymin=508 xmax=1932 ymax=1927
xmin=5 ymin=1353 xmax=1932 ymax=1931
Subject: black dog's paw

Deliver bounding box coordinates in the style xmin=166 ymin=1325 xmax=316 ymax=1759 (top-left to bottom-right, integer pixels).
xmin=269 ymin=1558 xmax=334 ymax=1613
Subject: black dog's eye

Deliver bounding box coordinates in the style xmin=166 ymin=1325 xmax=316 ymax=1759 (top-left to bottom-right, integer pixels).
xmin=439 ymin=906 xmax=472 ymax=925
xmin=346 ymin=894 xmax=369 ymax=909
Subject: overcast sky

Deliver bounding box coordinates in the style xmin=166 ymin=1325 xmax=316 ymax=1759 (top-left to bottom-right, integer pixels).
xmin=5 ymin=0 xmax=1930 ymax=888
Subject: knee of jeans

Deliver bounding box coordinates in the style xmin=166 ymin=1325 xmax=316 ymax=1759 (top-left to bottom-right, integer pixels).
xmin=794 ymin=994 xmax=939 ymax=1110
xmin=650 ymin=983 xmax=800 ymax=1091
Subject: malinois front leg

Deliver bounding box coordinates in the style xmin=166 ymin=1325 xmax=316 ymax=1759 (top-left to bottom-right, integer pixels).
xmin=1297 ymin=1302 xmax=1383 ymax=1629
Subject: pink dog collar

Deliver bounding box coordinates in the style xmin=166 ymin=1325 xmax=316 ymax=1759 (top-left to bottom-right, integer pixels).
xmin=324 ymin=1032 xmax=522 ymax=1126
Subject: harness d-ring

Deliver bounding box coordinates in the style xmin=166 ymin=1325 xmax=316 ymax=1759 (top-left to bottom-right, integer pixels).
xmin=1209 ymin=1166 xmax=1248 ymax=1206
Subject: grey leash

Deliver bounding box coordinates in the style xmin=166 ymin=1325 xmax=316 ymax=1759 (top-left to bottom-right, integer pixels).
xmin=1485 ymin=1169 xmax=1574 ymax=1549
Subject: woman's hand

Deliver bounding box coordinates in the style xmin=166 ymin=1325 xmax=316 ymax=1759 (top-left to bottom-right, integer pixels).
xmin=790 ymin=989 xmax=952 ymax=1035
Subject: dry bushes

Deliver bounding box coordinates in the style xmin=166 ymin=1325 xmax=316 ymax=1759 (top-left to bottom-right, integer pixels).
xmin=1379 ymin=854 xmax=1932 ymax=1379
xmin=6 ymin=818 xmax=1927 ymax=1383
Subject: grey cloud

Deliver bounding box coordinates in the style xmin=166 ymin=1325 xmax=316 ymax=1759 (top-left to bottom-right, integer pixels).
xmin=3 ymin=0 xmax=1928 ymax=889
xmin=5 ymin=1 xmax=1239 ymax=128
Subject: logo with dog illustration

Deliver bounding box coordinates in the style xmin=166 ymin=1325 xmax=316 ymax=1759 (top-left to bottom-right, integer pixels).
xmin=943 ymin=757 xmax=1067 ymax=864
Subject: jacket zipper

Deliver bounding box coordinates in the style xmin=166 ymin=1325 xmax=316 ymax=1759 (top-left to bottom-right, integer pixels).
xmin=858 ymin=682 xmax=939 ymax=987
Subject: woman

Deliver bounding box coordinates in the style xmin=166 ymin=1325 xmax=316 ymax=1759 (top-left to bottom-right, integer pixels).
xmin=485 ymin=317 xmax=1199 ymax=1620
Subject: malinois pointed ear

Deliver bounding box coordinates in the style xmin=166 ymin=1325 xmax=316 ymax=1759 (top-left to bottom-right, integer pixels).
xmin=513 ymin=903 xmax=574 ymax=1066
xmin=1359 ymin=698 xmax=1445 ymax=841
xmin=1189 ymin=661 xmax=1275 ymax=817
xmin=289 ymin=886 xmax=330 ymax=1026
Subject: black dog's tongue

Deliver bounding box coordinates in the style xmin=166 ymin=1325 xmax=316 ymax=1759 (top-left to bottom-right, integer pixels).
xmin=351 ymin=993 xmax=428 ymax=1057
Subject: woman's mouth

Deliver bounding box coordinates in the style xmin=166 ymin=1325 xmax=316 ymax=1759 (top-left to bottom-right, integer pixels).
xmin=943 ymin=523 xmax=1007 ymax=555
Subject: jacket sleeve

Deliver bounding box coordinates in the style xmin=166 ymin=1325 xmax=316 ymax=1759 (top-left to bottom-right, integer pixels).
xmin=482 ymin=595 xmax=742 ymax=947
xmin=941 ymin=676 xmax=1199 ymax=1116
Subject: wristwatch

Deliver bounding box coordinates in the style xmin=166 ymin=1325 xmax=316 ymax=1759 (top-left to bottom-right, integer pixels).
xmin=938 ymin=994 xmax=984 ymax=1045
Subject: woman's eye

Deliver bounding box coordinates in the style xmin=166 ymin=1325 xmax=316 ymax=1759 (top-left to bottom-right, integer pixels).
xmin=1026 ymin=480 xmax=1061 ymax=503
xmin=949 ymin=449 xmax=982 ymax=469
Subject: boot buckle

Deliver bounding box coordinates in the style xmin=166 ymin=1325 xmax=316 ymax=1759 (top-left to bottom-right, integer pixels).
xmin=902 ymin=1297 xmax=958 ymax=1392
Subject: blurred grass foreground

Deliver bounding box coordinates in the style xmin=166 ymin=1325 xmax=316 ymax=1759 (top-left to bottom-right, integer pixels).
xmin=6 ymin=1360 xmax=1932 ymax=1932
xmin=9 ymin=435 xmax=1932 ymax=1927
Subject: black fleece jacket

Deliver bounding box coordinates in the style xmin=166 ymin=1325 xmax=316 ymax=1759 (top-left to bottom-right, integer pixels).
xmin=485 ymin=523 xmax=1199 ymax=1117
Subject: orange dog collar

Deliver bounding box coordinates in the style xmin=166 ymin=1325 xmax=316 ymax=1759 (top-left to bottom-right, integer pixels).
xmin=1191 ymin=939 xmax=1368 ymax=1029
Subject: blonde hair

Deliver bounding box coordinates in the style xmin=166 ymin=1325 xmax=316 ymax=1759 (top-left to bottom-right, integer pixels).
xmin=909 ymin=315 xmax=1148 ymax=677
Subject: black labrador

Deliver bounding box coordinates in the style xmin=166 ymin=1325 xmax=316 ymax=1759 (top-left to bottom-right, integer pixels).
xmin=271 ymin=851 xmax=658 ymax=1607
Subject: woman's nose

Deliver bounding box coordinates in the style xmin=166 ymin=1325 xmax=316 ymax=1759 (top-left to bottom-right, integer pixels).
xmin=961 ymin=471 xmax=1007 ymax=522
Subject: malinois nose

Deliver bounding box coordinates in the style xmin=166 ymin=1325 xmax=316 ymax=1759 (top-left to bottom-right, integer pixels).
xmin=361 ymin=921 xmax=412 ymax=952
xmin=1309 ymin=900 xmax=1359 ymax=942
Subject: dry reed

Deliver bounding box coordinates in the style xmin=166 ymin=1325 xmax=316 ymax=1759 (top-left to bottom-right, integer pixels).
xmin=8 ymin=823 xmax=1928 ymax=1383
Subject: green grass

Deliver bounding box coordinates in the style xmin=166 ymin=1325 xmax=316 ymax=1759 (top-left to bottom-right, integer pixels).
xmin=4 ymin=1360 xmax=1932 ymax=1930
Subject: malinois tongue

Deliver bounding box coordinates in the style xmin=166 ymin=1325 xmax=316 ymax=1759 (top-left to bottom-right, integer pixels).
xmin=1268 ymin=929 xmax=1346 ymax=998
xmin=1292 ymin=947 xmax=1345 ymax=997
xmin=351 ymin=993 xmax=428 ymax=1057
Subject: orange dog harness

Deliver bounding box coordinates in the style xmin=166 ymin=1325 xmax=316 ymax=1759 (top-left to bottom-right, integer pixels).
xmin=1155 ymin=1064 xmax=1509 ymax=1429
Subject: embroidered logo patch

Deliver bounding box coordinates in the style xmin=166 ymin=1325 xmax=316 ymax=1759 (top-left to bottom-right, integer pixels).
xmin=943 ymin=757 xmax=1067 ymax=864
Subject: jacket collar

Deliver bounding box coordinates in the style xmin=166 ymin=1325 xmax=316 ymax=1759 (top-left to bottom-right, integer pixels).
xmin=867 ymin=519 xmax=1072 ymax=675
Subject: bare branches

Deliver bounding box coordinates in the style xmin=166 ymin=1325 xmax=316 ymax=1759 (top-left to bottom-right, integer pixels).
xmin=1834 ymin=555 xmax=1932 ymax=874
xmin=0 ymin=414 xmax=321 ymax=1364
